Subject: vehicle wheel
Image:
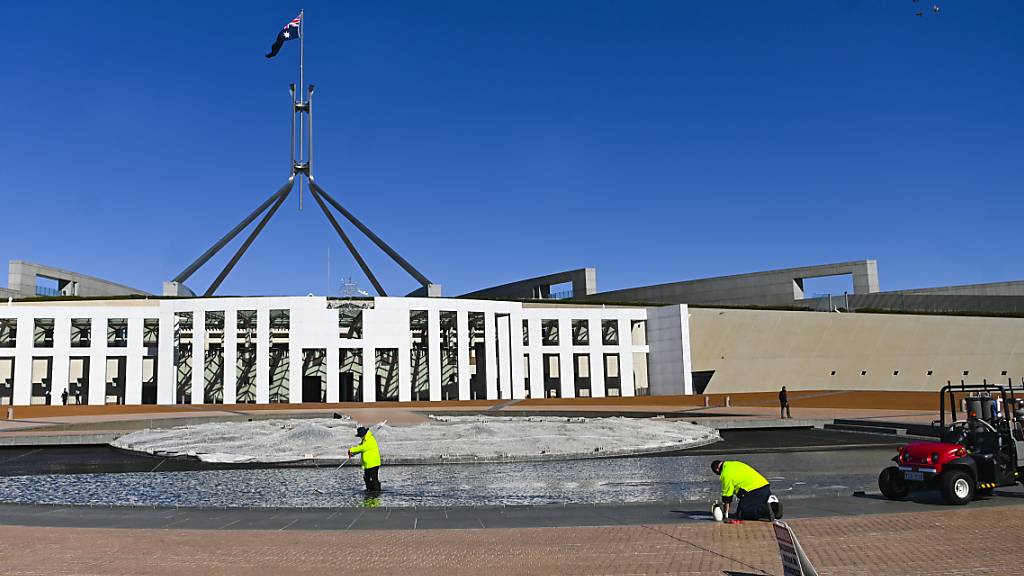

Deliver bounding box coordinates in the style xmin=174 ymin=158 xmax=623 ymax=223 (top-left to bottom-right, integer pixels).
xmin=879 ymin=466 xmax=909 ymax=499
xmin=976 ymin=488 xmax=994 ymax=499
xmin=941 ymin=470 xmax=975 ymax=505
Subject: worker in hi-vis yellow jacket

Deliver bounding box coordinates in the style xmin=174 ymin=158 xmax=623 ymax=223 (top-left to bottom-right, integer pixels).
xmin=711 ymin=460 xmax=782 ymax=521
xmin=349 ymin=426 xmax=382 ymax=492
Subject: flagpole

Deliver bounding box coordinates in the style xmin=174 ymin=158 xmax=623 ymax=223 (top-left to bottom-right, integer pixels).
xmin=298 ymin=9 xmax=305 ymax=210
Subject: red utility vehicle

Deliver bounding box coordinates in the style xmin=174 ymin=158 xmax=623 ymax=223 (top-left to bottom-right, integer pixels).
xmin=879 ymin=384 xmax=1024 ymax=505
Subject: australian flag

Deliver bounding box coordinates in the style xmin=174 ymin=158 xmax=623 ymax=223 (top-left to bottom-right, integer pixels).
xmin=266 ymin=12 xmax=301 ymax=58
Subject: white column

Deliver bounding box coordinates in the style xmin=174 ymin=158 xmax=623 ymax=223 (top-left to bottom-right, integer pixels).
xmin=223 ymin=310 xmax=237 ymax=404
xmin=157 ymin=312 xmax=173 ymax=405
xmin=620 ymin=317 xmax=636 ymax=397
xmin=12 ymin=317 xmax=32 ymax=405
xmin=256 ymin=309 xmax=270 ymax=404
xmin=681 ymin=305 xmax=693 ymax=395
xmin=398 ymin=343 xmax=412 ymax=403
xmin=529 ymin=318 xmax=544 ymax=399
xmin=192 ymin=311 xmax=205 ymax=405
xmin=428 ymin=308 xmax=441 ymax=402
xmin=496 ymin=314 xmax=512 ymax=400
xmin=325 ymin=346 xmax=339 ymax=403
xmin=484 ymin=311 xmax=498 ymax=400
xmin=362 ymin=345 xmax=376 ymax=402
xmin=51 ymin=317 xmax=71 ymax=406
xmin=559 ymin=318 xmax=573 ymax=398
xmin=289 ymin=342 xmax=302 ymax=404
xmin=457 ymin=310 xmax=470 ymax=400
xmin=589 ymin=318 xmax=605 ymax=397
xmin=125 ymin=317 xmax=143 ymax=405
xmin=509 ymin=313 xmax=525 ymax=399
xmin=88 ymin=336 xmax=105 ymax=406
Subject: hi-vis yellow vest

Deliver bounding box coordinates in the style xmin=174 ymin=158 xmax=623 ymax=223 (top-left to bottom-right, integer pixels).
xmin=720 ymin=461 xmax=768 ymax=498
xmin=350 ymin=430 xmax=381 ymax=469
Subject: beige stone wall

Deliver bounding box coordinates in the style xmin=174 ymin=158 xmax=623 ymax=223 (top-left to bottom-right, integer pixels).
xmin=689 ymin=307 xmax=1024 ymax=393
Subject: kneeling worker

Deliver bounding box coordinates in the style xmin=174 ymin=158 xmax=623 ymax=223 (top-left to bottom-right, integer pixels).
xmin=711 ymin=460 xmax=782 ymax=521
xmin=349 ymin=426 xmax=382 ymax=492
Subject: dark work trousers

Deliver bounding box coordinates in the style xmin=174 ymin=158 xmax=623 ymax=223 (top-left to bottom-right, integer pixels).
xmin=363 ymin=466 xmax=381 ymax=492
xmin=780 ymin=402 xmax=791 ymax=419
xmin=736 ymin=485 xmax=772 ymax=520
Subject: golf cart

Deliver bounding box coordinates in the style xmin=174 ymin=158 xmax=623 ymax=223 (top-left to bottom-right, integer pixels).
xmin=879 ymin=383 xmax=1024 ymax=505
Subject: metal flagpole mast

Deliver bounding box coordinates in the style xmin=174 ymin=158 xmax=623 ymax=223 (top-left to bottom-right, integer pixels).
xmin=298 ymin=8 xmax=305 ymax=210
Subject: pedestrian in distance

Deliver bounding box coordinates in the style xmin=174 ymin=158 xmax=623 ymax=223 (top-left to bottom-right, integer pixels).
xmin=75 ymin=389 xmax=82 ymax=405
xmin=710 ymin=460 xmax=782 ymax=521
xmin=61 ymin=389 xmax=68 ymax=406
xmin=349 ymin=426 xmax=382 ymax=493
xmin=779 ymin=386 xmax=791 ymax=419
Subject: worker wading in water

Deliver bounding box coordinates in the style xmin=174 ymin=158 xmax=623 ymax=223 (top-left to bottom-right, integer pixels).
xmin=349 ymin=426 xmax=382 ymax=492
xmin=711 ymin=460 xmax=782 ymax=521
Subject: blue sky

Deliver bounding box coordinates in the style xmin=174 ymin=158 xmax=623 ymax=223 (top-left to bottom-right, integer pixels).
xmin=1 ymin=1 xmax=1021 ymax=297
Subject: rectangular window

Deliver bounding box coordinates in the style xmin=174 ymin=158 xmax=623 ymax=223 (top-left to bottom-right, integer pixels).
xmin=71 ymin=318 xmax=91 ymax=348
xmin=34 ymin=318 xmax=54 ymax=348
xmin=604 ymin=354 xmax=621 ymax=397
xmin=541 ymin=320 xmax=559 ymax=346
xmin=107 ymin=318 xmax=128 ymax=347
xmin=269 ymin=309 xmax=290 ymax=403
xmin=67 ymin=357 xmax=89 ymax=405
xmin=269 ymin=346 xmax=290 ymax=403
xmin=143 ymin=319 xmax=159 ymax=348
xmin=31 ymin=357 xmax=53 ymax=405
xmin=301 ymin=349 xmax=326 ymax=403
xmin=376 ymin=348 xmax=399 ymax=402
xmin=523 ymin=354 xmax=531 ymax=397
xmin=630 ymin=320 xmax=647 ymax=346
xmin=270 ymin=309 xmax=290 ymax=344
xmin=339 ymin=348 xmax=363 ymax=402
xmin=543 ymin=353 xmax=560 ymax=398
xmin=0 ymin=358 xmax=14 ymax=405
xmin=205 ymin=311 xmax=224 ymax=404
xmin=105 ymin=356 xmax=127 ymax=404
xmin=522 ymin=319 xmax=530 ymax=346
xmin=205 ymin=311 xmax=224 ymax=345
xmin=410 ymin=310 xmax=429 ymax=401
xmin=468 ymin=312 xmax=486 ymax=400
xmin=237 ymin=310 xmax=257 ymax=344
xmin=0 ymin=318 xmax=16 ymax=348
xmin=236 ymin=344 xmax=257 ymax=404
xmin=571 ymin=320 xmax=589 ymax=346
xmin=339 ymin=307 xmax=363 ymax=339
xmin=175 ymin=312 xmax=193 ymax=404
xmin=601 ymin=320 xmax=618 ymax=346
xmin=142 ymin=357 xmax=158 ymax=405
xmin=574 ymin=353 xmax=591 ymax=398
xmin=440 ymin=311 xmax=458 ymax=400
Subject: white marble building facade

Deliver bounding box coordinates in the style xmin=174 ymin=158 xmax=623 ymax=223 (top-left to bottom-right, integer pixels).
xmin=0 ymin=297 xmax=693 ymax=406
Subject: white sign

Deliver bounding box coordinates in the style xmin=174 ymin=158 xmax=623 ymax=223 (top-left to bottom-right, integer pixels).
xmin=773 ymin=520 xmax=818 ymax=576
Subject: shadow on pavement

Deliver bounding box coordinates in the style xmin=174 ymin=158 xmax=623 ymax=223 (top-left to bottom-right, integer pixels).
xmin=670 ymin=509 xmax=727 ymax=523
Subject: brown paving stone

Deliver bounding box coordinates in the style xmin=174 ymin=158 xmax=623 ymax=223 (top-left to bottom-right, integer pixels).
xmin=0 ymin=505 xmax=1019 ymax=575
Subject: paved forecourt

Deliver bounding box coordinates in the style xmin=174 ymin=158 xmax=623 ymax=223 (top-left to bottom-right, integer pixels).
xmin=0 ymin=502 xmax=1021 ymax=576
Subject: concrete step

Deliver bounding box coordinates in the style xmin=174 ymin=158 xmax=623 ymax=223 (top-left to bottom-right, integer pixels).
xmin=824 ymin=423 xmax=899 ymax=435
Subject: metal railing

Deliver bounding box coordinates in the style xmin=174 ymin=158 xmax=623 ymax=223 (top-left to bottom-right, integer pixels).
xmin=35 ymin=285 xmax=61 ymax=297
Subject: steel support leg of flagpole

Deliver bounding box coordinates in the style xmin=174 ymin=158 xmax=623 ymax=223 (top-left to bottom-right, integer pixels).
xmin=173 ymin=178 xmax=295 ymax=284
xmin=204 ymin=179 xmax=295 ymax=296
xmin=307 ymin=178 xmax=432 ymax=287
xmin=309 ymin=185 xmax=387 ymax=297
